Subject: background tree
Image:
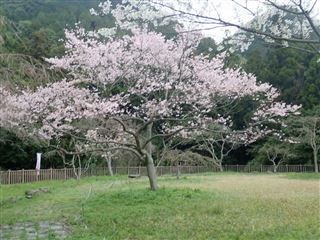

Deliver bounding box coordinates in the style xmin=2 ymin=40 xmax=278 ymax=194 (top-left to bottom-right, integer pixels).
xmin=244 ymin=46 xmax=318 ymax=106
xmin=287 ymin=106 xmax=320 ymax=172
xmin=252 ymin=136 xmax=295 ymax=172
xmin=301 ymin=56 xmax=320 ymax=108
xmin=191 ymin=119 xmax=241 ymax=172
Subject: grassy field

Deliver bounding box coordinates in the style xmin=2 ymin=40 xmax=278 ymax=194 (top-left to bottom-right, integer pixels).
xmin=1 ymin=173 xmax=319 ymax=239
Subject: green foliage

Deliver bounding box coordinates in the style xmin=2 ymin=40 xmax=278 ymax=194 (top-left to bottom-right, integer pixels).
xmin=0 ymin=128 xmax=66 ymax=170
xmin=301 ymin=57 xmax=320 ymax=108
xmin=0 ymin=0 xmax=119 ymax=57
xmin=195 ymin=37 xmax=217 ymax=58
xmin=244 ymin=47 xmax=318 ymax=107
xmin=0 ymin=128 xmax=39 ymax=170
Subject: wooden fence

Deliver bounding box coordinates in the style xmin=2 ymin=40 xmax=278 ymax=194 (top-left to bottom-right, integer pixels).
xmin=0 ymin=165 xmax=317 ymax=185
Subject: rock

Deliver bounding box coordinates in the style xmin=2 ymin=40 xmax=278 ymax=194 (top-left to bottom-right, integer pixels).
xmin=25 ymin=188 xmax=50 ymax=199
xmin=128 ymin=174 xmax=140 ymax=178
xmin=39 ymin=187 xmax=50 ymax=193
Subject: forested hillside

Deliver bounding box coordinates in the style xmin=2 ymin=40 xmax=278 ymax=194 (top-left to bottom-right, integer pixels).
xmin=0 ymin=0 xmax=116 ymax=55
xmin=0 ymin=0 xmax=319 ymax=171
xmin=244 ymin=45 xmax=319 ymax=108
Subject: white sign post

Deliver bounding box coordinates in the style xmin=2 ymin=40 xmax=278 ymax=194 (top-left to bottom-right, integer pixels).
xmin=36 ymin=153 xmax=42 ymax=177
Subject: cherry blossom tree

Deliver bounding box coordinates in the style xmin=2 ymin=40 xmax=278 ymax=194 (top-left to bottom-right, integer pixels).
xmin=0 ymin=2 xmax=301 ymax=190
xmin=95 ymin=0 xmax=319 ymax=53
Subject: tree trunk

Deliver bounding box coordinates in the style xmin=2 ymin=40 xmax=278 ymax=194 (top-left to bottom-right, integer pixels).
xmin=76 ymin=167 xmax=81 ymax=181
xmin=146 ymin=153 xmax=158 ymax=190
xmin=273 ymin=164 xmax=277 ymax=173
xmin=218 ymin=163 xmax=223 ymax=172
xmin=145 ymin=122 xmax=158 ymax=190
xmin=176 ymin=164 xmax=181 ymax=179
xmin=71 ymin=155 xmax=81 ymax=181
xmin=269 ymin=157 xmax=278 ymax=173
xmin=313 ymin=149 xmax=319 ymax=173
xmin=106 ymin=157 xmax=113 ymax=176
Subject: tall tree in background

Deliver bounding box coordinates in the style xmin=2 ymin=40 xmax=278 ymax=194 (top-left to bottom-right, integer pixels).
xmin=301 ymin=56 xmax=320 ymax=108
xmin=244 ymin=47 xmax=318 ymax=106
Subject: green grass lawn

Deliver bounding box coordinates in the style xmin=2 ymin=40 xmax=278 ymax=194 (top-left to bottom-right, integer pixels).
xmin=1 ymin=173 xmax=319 ymax=239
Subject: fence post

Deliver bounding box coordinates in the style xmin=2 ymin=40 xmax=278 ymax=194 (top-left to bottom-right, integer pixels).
xmin=286 ymin=164 xmax=288 ymax=172
xmin=22 ymin=169 xmax=24 ymax=183
xmin=260 ymin=164 xmax=263 ymax=172
xmin=50 ymin=168 xmax=53 ymax=180
xmin=8 ymin=169 xmax=11 ymax=185
xmin=248 ymin=164 xmax=251 ymax=173
xmin=236 ymin=164 xmax=239 ymax=172
xmin=64 ymin=168 xmax=67 ymax=180
xmin=138 ymin=166 xmax=141 ymax=175
xmin=127 ymin=166 xmax=130 ymax=176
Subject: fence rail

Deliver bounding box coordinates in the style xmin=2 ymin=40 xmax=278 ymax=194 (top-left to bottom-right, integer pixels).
xmin=0 ymin=165 xmax=317 ymax=185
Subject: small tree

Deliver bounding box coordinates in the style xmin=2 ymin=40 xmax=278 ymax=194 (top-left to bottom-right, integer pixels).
xmin=255 ymin=137 xmax=295 ymax=172
xmin=193 ymin=119 xmax=240 ymax=172
xmin=288 ymin=106 xmax=320 ymax=173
